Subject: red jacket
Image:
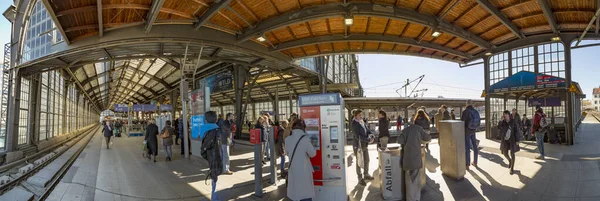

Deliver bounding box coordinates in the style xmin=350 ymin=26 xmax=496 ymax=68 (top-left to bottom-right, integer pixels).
xmin=532 ymin=111 xmax=544 ymax=134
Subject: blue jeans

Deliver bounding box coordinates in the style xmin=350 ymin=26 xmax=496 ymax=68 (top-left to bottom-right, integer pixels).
xmin=164 ymin=145 xmax=172 ymax=158
xmin=211 ymin=179 xmax=219 ymax=200
xmin=265 ymin=140 xmax=271 ymax=160
xmin=221 ymin=145 xmax=230 ymax=172
xmin=465 ymin=133 xmax=478 ymax=166
xmin=535 ymin=131 xmax=545 ymax=156
xmin=280 ymin=155 xmax=286 ymax=170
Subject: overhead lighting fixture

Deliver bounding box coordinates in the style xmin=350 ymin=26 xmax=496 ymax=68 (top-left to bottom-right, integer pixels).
xmin=256 ymin=36 xmax=266 ymax=42
xmin=484 ymin=52 xmax=492 ymax=56
xmin=344 ymin=16 xmax=354 ymax=26
xmin=551 ymin=36 xmax=561 ymax=42
xmin=431 ymin=30 xmax=441 ymax=38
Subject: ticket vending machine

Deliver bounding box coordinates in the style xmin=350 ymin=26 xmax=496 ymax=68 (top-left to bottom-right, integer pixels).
xmin=298 ymin=93 xmax=347 ymax=200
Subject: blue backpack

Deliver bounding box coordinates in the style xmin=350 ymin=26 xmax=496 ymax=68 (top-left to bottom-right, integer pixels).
xmin=468 ymin=108 xmax=481 ymax=130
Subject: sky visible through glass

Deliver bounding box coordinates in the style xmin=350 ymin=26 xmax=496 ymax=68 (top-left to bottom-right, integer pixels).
xmin=0 ymin=1 xmax=597 ymax=101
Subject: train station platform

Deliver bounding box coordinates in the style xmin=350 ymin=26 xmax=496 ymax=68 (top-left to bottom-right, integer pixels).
xmin=46 ymin=115 xmax=600 ymax=201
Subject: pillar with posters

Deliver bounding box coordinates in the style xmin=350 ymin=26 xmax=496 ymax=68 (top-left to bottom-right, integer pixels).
xmin=298 ymin=93 xmax=347 ymax=201
xmin=189 ymin=87 xmax=210 ymax=157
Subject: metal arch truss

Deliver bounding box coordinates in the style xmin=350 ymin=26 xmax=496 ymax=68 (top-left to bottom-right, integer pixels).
xmin=86 ymin=78 xmax=159 ymax=100
xmin=271 ymin=34 xmax=472 ymax=59
xmin=537 ymin=0 xmax=559 ymax=34
xmin=78 ymin=64 xmax=173 ymax=90
xmin=144 ymin=0 xmax=166 ymax=34
xmin=236 ymin=2 xmax=492 ymax=49
xmin=475 ymin=0 xmax=525 ymax=39
xmin=195 ymin=0 xmax=233 ymax=29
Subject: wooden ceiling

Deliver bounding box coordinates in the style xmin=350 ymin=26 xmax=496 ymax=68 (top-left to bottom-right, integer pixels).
xmin=46 ymin=0 xmax=599 ymax=63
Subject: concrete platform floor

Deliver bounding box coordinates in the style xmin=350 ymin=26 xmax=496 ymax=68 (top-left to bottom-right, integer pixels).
xmin=46 ymin=115 xmax=600 ymax=201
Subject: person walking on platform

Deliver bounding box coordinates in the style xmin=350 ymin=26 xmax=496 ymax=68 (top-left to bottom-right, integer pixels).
xmin=102 ymin=120 xmax=114 ymax=149
xmin=114 ymin=120 xmax=122 ymax=137
xmin=352 ymin=110 xmax=375 ymax=186
xmin=285 ymin=119 xmax=317 ymax=201
xmin=511 ymin=108 xmax=523 ymax=135
xmin=276 ymin=120 xmax=288 ymax=176
xmin=255 ymin=117 xmax=267 ymax=165
xmin=161 ymin=120 xmax=176 ymax=161
xmin=414 ymin=109 xmax=431 ymax=151
xmin=533 ymin=105 xmax=548 ymax=159
xmin=396 ymin=115 xmax=403 ymax=131
xmin=220 ymin=113 xmax=234 ymax=175
xmin=199 ymin=111 xmax=223 ymax=201
xmin=498 ymin=110 xmax=521 ymax=175
xmin=263 ymin=114 xmax=274 ymax=161
xmin=522 ymin=114 xmax=532 ymax=141
xmin=461 ymin=100 xmax=481 ymax=170
xmin=398 ymin=117 xmax=431 ymax=201
xmin=451 ymin=109 xmax=456 ymax=120
xmin=145 ymin=120 xmax=159 ymax=162
xmin=378 ymin=111 xmax=391 ymax=150
xmin=174 ymin=119 xmax=180 ymax=145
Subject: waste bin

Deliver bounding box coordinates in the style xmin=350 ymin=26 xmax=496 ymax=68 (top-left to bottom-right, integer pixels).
xmin=379 ymin=149 xmax=403 ymax=200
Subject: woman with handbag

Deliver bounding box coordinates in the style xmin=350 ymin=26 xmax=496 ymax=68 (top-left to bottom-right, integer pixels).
xmin=160 ymin=120 xmax=176 ymax=161
xmin=498 ymin=110 xmax=521 ymax=175
xmin=284 ymin=119 xmax=317 ymax=201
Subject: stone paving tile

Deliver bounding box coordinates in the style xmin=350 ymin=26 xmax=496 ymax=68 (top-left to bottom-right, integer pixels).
xmin=44 ymin=117 xmax=600 ymax=201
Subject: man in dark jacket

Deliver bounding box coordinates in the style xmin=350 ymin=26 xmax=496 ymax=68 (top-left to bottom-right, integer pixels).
xmin=200 ymin=111 xmax=222 ymax=201
xmin=522 ymin=114 xmax=532 ymax=140
xmin=145 ymin=120 xmax=159 ymax=162
xmin=352 ymin=110 xmax=374 ymax=186
xmin=461 ymin=100 xmax=479 ymax=169
xmin=102 ymin=120 xmax=113 ymax=149
xmin=378 ymin=111 xmax=391 ymax=150
xmin=220 ymin=113 xmax=234 ymax=175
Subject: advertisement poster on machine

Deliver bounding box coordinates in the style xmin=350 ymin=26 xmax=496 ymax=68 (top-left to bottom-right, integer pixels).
xmin=300 ymin=106 xmax=323 ymax=185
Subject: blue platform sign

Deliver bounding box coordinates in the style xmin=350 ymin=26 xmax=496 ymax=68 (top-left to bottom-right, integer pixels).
xmin=114 ymin=104 xmax=128 ymax=112
xmin=191 ymin=115 xmax=205 ymax=140
xmin=298 ymin=93 xmax=341 ymax=106
xmin=160 ymin=104 xmax=173 ymax=111
xmin=488 ymin=71 xmax=567 ymax=94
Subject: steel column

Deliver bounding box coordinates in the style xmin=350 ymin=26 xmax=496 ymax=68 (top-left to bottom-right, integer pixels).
xmin=6 ymin=69 xmax=22 ymax=151
xmin=484 ymin=56 xmax=492 ymax=139
xmin=180 ymin=78 xmax=190 ymax=158
xmin=170 ymin=89 xmax=177 ymax=119
xmin=234 ymin=66 xmax=248 ymax=138
xmin=563 ymin=39 xmax=574 ymax=145
xmin=30 ymin=74 xmax=41 ymax=144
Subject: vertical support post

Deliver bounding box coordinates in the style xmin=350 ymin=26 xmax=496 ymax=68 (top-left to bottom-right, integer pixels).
xmin=170 ymin=90 xmax=177 ymax=119
xmin=31 ymin=74 xmax=41 ymax=144
xmin=234 ymin=66 xmax=248 ymax=139
xmin=6 ymin=69 xmax=22 ymax=151
xmin=252 ymin=103 xmax=256 ymax=121
xmin=484 ymin=56 xmax=492 ymax=139
xmin=63 ymin=81 xmax=68 ymax=134
xmin=563 ymin=39 xmax=574 ymax=145
xmin=533 ymin=45 xmax=539 ymax=74
xmin=269 ymin=88 xmax=278 ymax=184
xmin=289 ymin=93 xmax=293 ymax=118
xmin=253 ymin=143 xmax=263 ymax=197
xmin=180 ymin=79 xmax=190 ymax=158
xmin=508 ymin=50 xmax=513 ymax=76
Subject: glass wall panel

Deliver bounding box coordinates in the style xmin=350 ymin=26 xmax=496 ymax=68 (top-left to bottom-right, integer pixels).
xmin=21 ymin=0 xmax=64 ymax=63
xmin=18 ymin=78 xmax=30 ymax=144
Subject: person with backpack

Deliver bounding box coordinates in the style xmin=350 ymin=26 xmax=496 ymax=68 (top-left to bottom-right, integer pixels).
xmin=498 ymin=110 xmax=520 ymax=175
xmin=285 ymin=119 xmax=317 ymax=201
xmin=275 ymin=120 xmax=288 ymax=176
xmin=200 ymin=111 xmax=222 ymax=201
xmin=532 ymin=105 xmax=548 ymax=159
xmin=461 ymin=99 xmax=481 ymax=169
xmin=220 ymin=113 xmax=234 ymax=175
xmin=160 ymin=120 xmax=176 ymax=161
xmin=352 ymin=110 xmax=375 ymax=186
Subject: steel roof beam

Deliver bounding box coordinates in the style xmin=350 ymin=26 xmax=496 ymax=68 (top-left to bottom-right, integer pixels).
xmin=271 ymin=34 xmax=471 ymax=59
xmin=87 ymin=79 xmax=159 ymax=97
xmin=97 ymin=90 xmax=145 ymax=104
xmin=80 ymin=64 xmax=172 ymax=88
xmin=537 ymin=0 xmax=559 ymax=34
xmin=145 ymin=0 xmax=166 ymax=34
xmin=475 ymin=0 xmax=525 ymax=39
xmin=195 ymin=0 xmax=233 ymax=30
xmin=97 ymin=0 xmax=103 ymax=37
xmin=41 ymin=0 xmax=70 ymax=45
xmin=237 ymin=2 xmax=491 ymax=49
xmin=575 ymin=7 xmax=600 ymax=46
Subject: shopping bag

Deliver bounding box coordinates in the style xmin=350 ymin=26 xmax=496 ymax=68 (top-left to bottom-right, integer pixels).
xmin=357 ymin=144 xmax=364 ymax=168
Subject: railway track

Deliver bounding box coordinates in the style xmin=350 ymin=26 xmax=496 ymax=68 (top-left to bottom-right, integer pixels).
xmin=0 ymin=125 xmax=100 ymax=200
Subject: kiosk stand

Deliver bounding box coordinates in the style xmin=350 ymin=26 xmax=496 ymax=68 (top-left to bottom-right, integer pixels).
xmin=298 ymin=93 xmax=347 ymax=200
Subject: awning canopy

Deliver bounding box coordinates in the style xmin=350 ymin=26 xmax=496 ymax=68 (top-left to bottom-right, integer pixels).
xmin=486 ymin=71 xmax=584 ymax=99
